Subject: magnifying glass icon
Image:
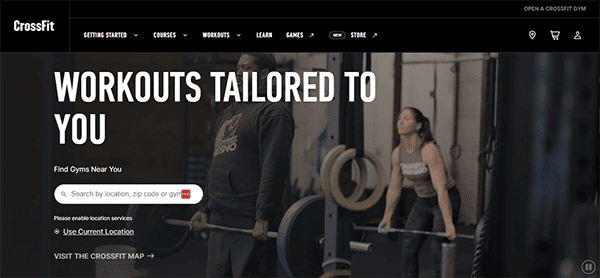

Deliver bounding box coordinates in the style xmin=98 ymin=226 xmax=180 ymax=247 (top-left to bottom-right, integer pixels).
xmin=61 ymin=191 xmax=66 ymax=198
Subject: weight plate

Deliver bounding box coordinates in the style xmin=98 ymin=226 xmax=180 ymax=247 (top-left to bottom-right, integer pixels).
xmin=126 ymin=204 xmax=191 ymax=257
xmin=277 ymin=195 xmax=326 ymax=277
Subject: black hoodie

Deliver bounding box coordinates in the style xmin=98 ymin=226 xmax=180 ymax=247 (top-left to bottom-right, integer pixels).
xmin=201 ymin=86 xmax=295 ymax=223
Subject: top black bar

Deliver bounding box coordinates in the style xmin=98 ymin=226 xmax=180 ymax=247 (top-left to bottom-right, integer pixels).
xmin=68 ymin=1 xmax=598 ymax=18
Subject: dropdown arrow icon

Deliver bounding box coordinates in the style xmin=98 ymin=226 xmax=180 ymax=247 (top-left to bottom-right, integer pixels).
xmin=237 ymin=34 xmax=241 ymax=37
xmin=134 ymin=34 xmax=138 ymax=37
xmin=183 ymin=34 xmax=187 ymax=37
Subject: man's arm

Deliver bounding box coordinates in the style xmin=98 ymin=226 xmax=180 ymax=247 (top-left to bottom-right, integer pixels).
xmin=255 ymin=104 xmax=295 ymax=223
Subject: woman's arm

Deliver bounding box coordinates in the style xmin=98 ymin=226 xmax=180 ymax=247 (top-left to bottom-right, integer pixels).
xmin=382 ymin=147 xmax=404 ymax=221
xmin=422 ymin=143 xmax=456 ymax=240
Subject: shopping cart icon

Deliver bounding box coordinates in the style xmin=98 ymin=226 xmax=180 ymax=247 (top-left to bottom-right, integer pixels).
xmin=550 ymin=30 xmax=560 ymax=40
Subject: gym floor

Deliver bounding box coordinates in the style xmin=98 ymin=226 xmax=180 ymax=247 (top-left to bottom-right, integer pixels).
xmin=131 ymin=224 xmax=477 ymax=277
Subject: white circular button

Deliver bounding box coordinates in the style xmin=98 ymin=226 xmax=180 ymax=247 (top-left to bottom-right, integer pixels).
xmin=582 ymin=260 xmax=596 ymax=275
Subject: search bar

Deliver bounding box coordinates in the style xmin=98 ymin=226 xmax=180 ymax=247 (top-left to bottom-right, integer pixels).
xmin=54 ymin=184 xmax=203 ymax=204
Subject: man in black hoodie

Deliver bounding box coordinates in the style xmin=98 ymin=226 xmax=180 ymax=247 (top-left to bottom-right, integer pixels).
xmin=190 ymin=53 xmax=295 ymax=277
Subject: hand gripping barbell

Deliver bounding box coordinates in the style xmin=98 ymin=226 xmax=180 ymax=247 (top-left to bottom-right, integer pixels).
xmin=351 ymin=225 xmax=472 ymax=278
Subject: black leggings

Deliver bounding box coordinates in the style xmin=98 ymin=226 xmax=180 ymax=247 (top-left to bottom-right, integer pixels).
xmin=401 ymin=186 xmax=461 ymax=278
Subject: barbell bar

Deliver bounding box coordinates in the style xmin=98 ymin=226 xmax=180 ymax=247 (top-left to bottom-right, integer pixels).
xmin=353 ymin=224 xmax=475 ymax=240
xmin=162 ymin=217 xmax=374 ymax=254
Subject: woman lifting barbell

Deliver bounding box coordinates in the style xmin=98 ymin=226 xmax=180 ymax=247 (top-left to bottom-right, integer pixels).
xmin=378 ymin=107 xmax=461 ymax=278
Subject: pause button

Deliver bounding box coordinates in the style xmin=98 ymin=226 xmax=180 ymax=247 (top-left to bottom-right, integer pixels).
xmin=582 ymin=260 xmax=596 ymax=275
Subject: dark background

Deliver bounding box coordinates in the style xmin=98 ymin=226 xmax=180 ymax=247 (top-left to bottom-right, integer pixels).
xmin=1 ymin=0 xmax=599 ymax=277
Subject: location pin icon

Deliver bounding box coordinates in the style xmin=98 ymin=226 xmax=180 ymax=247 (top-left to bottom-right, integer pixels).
xmin=529 ymin=30 xmax=536 ymax=40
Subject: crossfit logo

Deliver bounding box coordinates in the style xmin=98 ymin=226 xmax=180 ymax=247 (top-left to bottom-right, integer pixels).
xmin=400 ymin=162 xmax=428 ymax=176
xmin=14 ymin=20 xmax=55 ymax=32
xmin=213 ymin=113 xmax=242 ymax=157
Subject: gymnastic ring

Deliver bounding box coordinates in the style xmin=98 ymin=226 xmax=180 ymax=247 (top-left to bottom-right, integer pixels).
xmin=320 ymin=145 xmax=346 ymax=203
xmin=321 ymin=145 xmax=368 ymax=204
xmin=320 ymin=145 xmax=368 ymax=205
xmin=330 ymin=148 xmax=386 ymax=211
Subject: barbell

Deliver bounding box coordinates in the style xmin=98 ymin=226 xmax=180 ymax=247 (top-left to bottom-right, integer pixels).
xmin=158 ymin=218 xmax=372 ymax=253
xmin=126 ymin=196 xmax=482 ymax=277
xmin=127 ymin=195 xmax=373 ymax=277
xmin=352 ymin=225 xmax=475 ymax=240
